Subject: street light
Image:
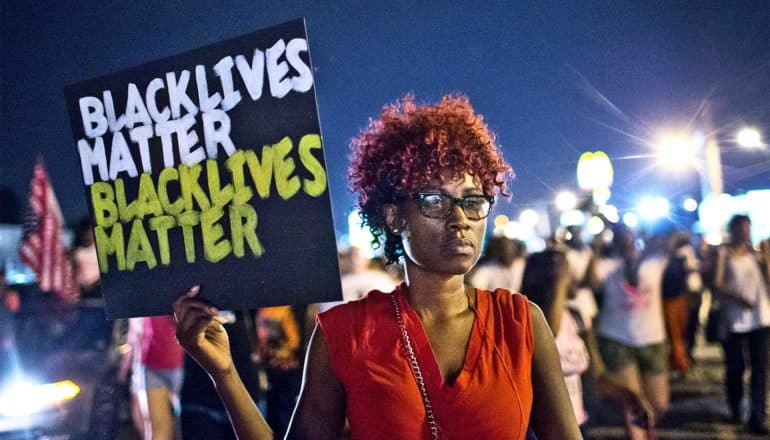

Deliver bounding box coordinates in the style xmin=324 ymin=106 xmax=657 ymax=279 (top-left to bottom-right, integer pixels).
xmin=655 ymin=132 xmax=701 ymax=171
xmin=682 ymin=197 xmax=698 ymax=212
xmin=736 ymin=127 xmax=763 ymax=149
xmin=638 ymin=196 xmax=670 ymax=221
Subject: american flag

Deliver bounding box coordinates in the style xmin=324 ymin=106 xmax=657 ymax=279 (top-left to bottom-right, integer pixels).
xmin=18 ymin=158 xmax=77 ymax=302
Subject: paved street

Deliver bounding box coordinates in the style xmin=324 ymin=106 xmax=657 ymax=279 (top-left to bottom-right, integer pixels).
xmin=587 ymin=339 xmax=770 ymax=439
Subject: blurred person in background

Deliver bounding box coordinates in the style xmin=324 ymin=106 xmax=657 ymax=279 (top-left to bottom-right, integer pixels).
xmin=179 ymin=310 xmax=261 ymax=440
xmin=594 ymin=225 xmax=669 ymax=440
xmin=522 ymin=249 xmax=651 ymax=439
xmin=661 ymin=230 xmax=702 ymax=373
xmin=71 ymin=217 xmax=100 ymax=302
xmin=314 ymin=246 xmax=399 ymax=315
xmin=468 ymin=235 xmax=526 ymax=293
xmin=760 ymin=237 xmax=770 ymax=284
xmin=70 ymin=217 xmax=111 ymax=350
xmin=686 ymin=235 xmax=714 ymax=358
xmin=131 ymin=316 xmax=184 ymax=440
xmin=118 ymin=317 xmax=147 ymax=439
xmin=714 ymin=215 xmax=769 ymax=435
xmin=339 ymin=246 xmax=399 ymax=302
xmin=564 ymin=225 xmax=599 ymax=329
xmin=254 ymin=305 xmax=305 ymax=438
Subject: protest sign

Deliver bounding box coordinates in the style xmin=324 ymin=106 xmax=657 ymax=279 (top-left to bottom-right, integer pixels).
xmin=65 ymin=18 xmax=341 ymax=318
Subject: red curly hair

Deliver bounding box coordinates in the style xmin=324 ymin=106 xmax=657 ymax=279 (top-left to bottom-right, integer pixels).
xmin=348 ymin=94 xmax=513 ymax=263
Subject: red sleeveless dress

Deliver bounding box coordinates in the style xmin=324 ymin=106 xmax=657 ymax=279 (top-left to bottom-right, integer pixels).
xmin=317 ymin=284 xmax=534 ymax=439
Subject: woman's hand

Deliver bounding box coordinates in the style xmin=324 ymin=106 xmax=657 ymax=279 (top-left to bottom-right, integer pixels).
xmin=173 ymin=286 xmax=233 ymax=380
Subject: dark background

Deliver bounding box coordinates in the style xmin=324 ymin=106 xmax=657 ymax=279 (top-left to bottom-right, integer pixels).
xmin=3 ymin=0 xmax=770 ymax=232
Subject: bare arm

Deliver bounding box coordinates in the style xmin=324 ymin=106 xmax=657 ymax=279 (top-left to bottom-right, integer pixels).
xmin=287 ymin=324 xmax=347 ymax=439
xmin=528 ymin=302 xmax=581 ymax=440
xmin=213 ymin=366 xmax=274 ymax=440
xmin=174 ymin=287 xmax=272 ymax=440
xmin=175 ymin=288 xmax=346 ymax=440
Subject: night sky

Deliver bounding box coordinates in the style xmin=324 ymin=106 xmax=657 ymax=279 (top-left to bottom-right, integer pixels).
xmin=2 ymin=1 xmax=769 ymax=236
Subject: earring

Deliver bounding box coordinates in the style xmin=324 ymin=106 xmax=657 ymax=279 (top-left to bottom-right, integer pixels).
xmin=391 ymin=227 xmax=400 ymax=234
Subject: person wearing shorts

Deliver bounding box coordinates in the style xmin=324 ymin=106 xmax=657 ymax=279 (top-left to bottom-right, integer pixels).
xmin=135 ymin=316 xmax=185 ymax=440
xmin=595 ymin=226 xmax=669 ymax=440
xmin=598 ymin=337 xmax=667 ymax=376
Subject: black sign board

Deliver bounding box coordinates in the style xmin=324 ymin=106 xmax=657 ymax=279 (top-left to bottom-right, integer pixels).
xmin=65 ymin=18 xmax=341 ymax=318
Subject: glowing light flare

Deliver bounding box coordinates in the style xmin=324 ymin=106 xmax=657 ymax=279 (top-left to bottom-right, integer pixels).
xmin=623 ymin=212 xmax=639 ymax=229
xmin=586 ymin=216 xmax=605 ymax=235
xmin=0 ymin=380 xmax=80 ymax=417
xmin=736 ymin=127 xmax=763 ymax=149
xmin=503 ymin=221 xmax=523 ymax=240
xmin=655 ymin=132 xmax=700 ymax=170
xmin=555 ymin=191 xmax=578 ymax=211
xmin=638 ymin=196 xmax=670 ymax=221
xmin=347 ymin=210 xmax=375 ymax=258
xmin=705 ymin=230 xmax=723 ymax=246
xmin=560 ymin=209 xmax=586 ymax=227
xmin=577 ymin=151 xmax=614 ymax=191
xmin=493 ymin=215 xmax=510 ymax=228
xmin=519 ymin=209 xmax=539 ymax=227
xmin=682 ymin=198 xmax=698 ymax=212
xmin=698 ymin=193 xmax=736 ymax=231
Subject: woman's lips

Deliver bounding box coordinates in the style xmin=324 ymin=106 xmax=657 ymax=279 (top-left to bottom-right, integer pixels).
xmin=444 ymin=238 xmax=474 ymax=254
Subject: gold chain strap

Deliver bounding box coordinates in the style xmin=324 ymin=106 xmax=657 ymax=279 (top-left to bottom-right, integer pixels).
xmin=390 ymin=292 xmax=440 ymax=440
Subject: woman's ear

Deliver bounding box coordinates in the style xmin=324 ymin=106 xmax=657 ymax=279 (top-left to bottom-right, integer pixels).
xmin=383 ymin=204 xmax=402 ymax=234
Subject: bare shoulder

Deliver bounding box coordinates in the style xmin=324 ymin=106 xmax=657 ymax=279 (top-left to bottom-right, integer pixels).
xmin=527 ymin=300 xmax=556 ymax=348
xmin=527 ymin=300 xmax=545 ymax=320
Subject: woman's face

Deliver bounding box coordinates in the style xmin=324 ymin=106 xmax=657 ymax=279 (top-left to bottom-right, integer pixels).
xmin=394 ymin=173 xmax=488 ymax=276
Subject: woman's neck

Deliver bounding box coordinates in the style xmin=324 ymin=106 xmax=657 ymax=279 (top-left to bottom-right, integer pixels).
xmin=729 ymin=240 xmax=749 ymax=255
xmin=402 ymin=262 xmax=470 ymax=320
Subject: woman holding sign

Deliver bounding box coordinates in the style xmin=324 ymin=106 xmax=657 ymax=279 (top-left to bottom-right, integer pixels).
xmin=174 ymin=94 xmax=580 ymax=439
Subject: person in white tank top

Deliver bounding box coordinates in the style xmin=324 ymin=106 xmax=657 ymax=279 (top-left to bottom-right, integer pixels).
xmin=594 ymin=227 xmax=669 ymax=440
xmin=522 ymin=249 xmax=652 ymax=437
xmin=714 ymin=215 xmax=769 ymax=435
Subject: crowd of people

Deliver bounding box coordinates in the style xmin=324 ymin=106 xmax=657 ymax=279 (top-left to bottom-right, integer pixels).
xmin=472 ymin=216 xmax=770 ymax=437
xmin=14 ymin=212 xmax=767 ymax=439
xmin=2 ymin=94 xmax=769 ymax=439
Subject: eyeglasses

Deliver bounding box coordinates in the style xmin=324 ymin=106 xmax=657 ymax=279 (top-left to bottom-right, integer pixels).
xmin=415 ymin=191 xmax=495 ymax=220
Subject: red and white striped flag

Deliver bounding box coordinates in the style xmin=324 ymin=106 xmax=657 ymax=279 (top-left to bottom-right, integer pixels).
xmin=18 ymin=158 xmax=77 ymax=302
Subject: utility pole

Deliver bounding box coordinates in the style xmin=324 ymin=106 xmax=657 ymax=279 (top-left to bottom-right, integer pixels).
xmin=701 ymin=101 xmax=723 ymax=197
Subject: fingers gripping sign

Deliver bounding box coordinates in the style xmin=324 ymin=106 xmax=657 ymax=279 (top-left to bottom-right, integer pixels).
xmin=174 ymin=285 xmax=234 ymax=378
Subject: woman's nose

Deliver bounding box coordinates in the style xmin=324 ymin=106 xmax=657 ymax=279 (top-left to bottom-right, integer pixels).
xmin=447 ymin=204 xmax=471 ymax=230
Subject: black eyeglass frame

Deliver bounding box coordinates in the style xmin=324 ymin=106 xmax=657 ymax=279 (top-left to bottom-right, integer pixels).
xmin=414 ymin=191 xmax=495 ymax=220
